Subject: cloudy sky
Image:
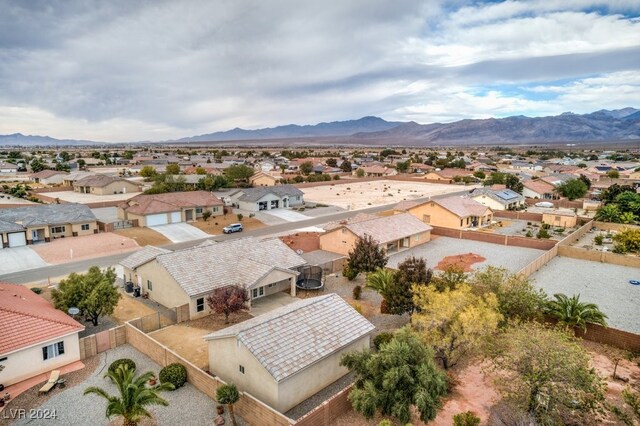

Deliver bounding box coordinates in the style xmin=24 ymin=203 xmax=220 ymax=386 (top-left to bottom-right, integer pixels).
xmin=1 ymin=0 xmax=639 ymax=142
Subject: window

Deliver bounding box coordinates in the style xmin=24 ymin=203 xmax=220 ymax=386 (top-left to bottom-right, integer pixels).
xmin=42 ymin=341 xmax=65 ymax=360
xmin=196 ymin=297 xmax=204 ymax=312
xmin=239 ymin=365 xmax=245 ymax=374
xmin=51 ymin=226 xmax=66 ymax=233
xmin=268 ymin=283 xmax=276 ymax=288
xmin=251 ymin=287 xmax=265 ymax=299
xmin=414 ymin=234 xmax=420 ymax=242
xmin=81 ymin=224 xmax=90 ymax=231
xmin=213 ymin=207 xmax=219 ymax=212
xmin=147 ymin=280 xmax=152 ymax=290
xmin=196 ymin=208 xmax=203 ymax=213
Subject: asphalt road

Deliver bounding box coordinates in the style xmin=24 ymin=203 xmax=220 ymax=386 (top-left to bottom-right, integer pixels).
xmin=1 ymin=189 xmax=471 ymax=284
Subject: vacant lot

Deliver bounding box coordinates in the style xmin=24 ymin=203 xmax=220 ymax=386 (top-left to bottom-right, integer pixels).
xmin=31 ymin=232 xmax=139 ymax=264
xmin=531 ymin=256 xmax=640 ymax=334
xmin=190 ymin=214 xmax=265 ymax=234
xmin=115 ymin=226 xmax=171 ymax=246
xmin=279 ymin=232 xmax=320 ymax=253
xmin=301 ymin=180 xmax=473 ymax=210
xmin=42 ymin=190 xmax=141 ymax=203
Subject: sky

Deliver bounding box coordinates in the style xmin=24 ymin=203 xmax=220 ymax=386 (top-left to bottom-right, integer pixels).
xmin=0 ymin=0 xmax=639 ymax=142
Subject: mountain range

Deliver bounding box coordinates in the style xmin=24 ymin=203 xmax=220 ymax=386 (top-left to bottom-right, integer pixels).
xmin=0 ymin=108 xmax=638 ymax=147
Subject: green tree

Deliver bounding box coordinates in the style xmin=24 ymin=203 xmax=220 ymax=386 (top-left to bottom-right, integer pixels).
xmin=578 ymin=173 xmax=591 ymax=189
xmin=139 ymin=166 xmax=157 ymax=178
xmin=356 ymin=168 xmax=365 ymax=177
xmin=77 ymin=158 xmax=86 ymax=169
xmin=412 ymin=284 xmax=502 ymax=369
xmin=194 ymin=166 xmax=207 ymax=175
xmin=84 ymin=364 xmax=174 ymax=426
xmin=555 ymin=178 xmax=588 ymax=200
xmin=165 ymin=163 xmax=180 ymax=175
xmin=487 ymin=323 xmax=605 ymax=424
xmin=340 ymin=328 xmax=448 ymax=424
xmin=615 ymin=191 xmax=640 ymax=216
xmin=30 ymin=158 xmax=48 ymax=172
xmin=197 ymin=175 xmax=228 ymax=191
xmin=385 ymin=256 xmax=432 ymax=315
xmin=365 ymin=268 xmax=395 ymax=296
xmin=224 ymin=164 xmax=254 ymax=183
xmin=325 ymin=158 xmax=338 ymax=167
xmin=595 ymin=204 xmax=621 ymax=222
xmin=430 ymin=264 xmax=467 ymax=292
xmin=346 ymin=235 xmax=388 ymax=277
xmin=546 ymin=293 xmax=608 ymax=331
xmin=612 ymin=226 xmax=640 ymax=253
xmin=473 ymin=171 xmax=485 ymax=180
xmin=340 ymin=160 xmax=352 ymax=172
xmin=600 ymin=184 xmax=635 ymax=204
xmin=505 ymin=174 xmax=523 ymax=193
xmin=299 ymin=161 xmax=314 ymax=176
xmin=395 ymin=161 xmax=410 ymax=173
xmin=51 ymin=266 xmax=121 ymax=326
xmin=59 ymin=151 xmax=71 ymax=162
xmin=217 ymin=384 xmax=240 ymax=426
xmin=607 ymin=169 xmax=620 ymax=179
xmin=486 ymin=172 xmax=505 ymax=185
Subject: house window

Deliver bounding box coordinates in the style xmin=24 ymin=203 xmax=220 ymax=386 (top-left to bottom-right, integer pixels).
xmin=239 ymin=365 xmax=245 ymax=374
xmin=81 ymin=224 xmax=90 ymax=231
xmin=196 ymin=208 xmax=203 ymax=214
xmin=460 ymin=219 xmax=463 ymax=227
xmin=213 ymin=207 xmax=219 ymax=212
xmin=414 ymin=234 xmax=420 ymax=242
xmin=147 ymin=280 xmax=152 ymax=290
xmin=251 ymin=287 xmax=265 ymax=299
xmin=42 ymin=341 xmax=65 ymax=360
xmin=196 ymin=298 xmax=205 ymax=312
xmin=51 ymin=226 xmax=66 ymax=233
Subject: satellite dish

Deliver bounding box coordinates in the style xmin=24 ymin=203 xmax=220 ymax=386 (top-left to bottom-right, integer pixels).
xmin=68 ymin=307 xmax=80 ymax=316
xmin=296 ymin=249 xmax=304 ymax=255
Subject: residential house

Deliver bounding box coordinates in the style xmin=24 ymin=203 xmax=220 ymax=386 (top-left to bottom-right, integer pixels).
xmin=424 ymin=169 xmax=473 ymax=183
xmin=523 ymin=179 xmax=557 ymax=199
xmin=542 ymin=210 xmax=577 ymax=228
xmin=228 ymin=185 xmax=304 ymax=211
xmin=62 ymin=171 xmax=94 ymax=187
xmin=119 ymin=237 xmax=307 ymax=319
xmin=510 ymin=161 xmax=544 ymax=172
xmin=356 ymin=165 xmax=397 ymax=177
xmin=29 ymin=170 xmax=69 ymax=185
xmin=0 ymin=161 xmax=17 ymax=174
xmin=0 ymin=282 xmax=84 ymax=386
xmin=73 ymin=175 xmax=141 ymax=195
xmin=396 ymin=196 xmax=493 ymax=229
xmin=118 ymin=191 xmax=223 ymax=226
xmin=319 ymin=213 xmax=432 ymax=256
xmin=409 ymin=163 xmax=435 ymax=174
xmin=0 ymin=204 xmax=97 ymax=247
xmin=249 ymin=171 xmax=283 ymax=187
xmin=204 ymin=294 xmax=374 ymax=413
xmin=469 ymin=188 xmax=525 ymax=211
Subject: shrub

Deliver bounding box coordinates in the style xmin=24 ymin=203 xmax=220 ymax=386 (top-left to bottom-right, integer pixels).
xmin=31 ymin=287 xmax=42 ymax=294
xmin=236 ymin=213 xmax=243 ymax=221
xmin=108 ymin=358 xmax=136 ymax=374
xmin=159 ymin=363 xmax=187 ymax=390
xmin=594 ymin=234 xmax=604 ymax=245
xmin=202 ymin=211 xmax=212 ymax=222
xmin=373 ymin=332 xmax=393 ymax=350
xmin=537 ymin=228 xmax=550 ymax=239
xmin=525 ymin=230 xmax=533 ymax=237
xmin=352 ymin=303 xmax=363 ymax=314
xmin=453 ymin=411 xmax=481 ymax=426
xmin=352 ymin=285 xmax=362 ymax=300
xmin=342 ymin=265 xmax=357 ymax=281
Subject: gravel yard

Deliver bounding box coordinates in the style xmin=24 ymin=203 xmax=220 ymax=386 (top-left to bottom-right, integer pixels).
xmin=387 ymin=236 xmax=543 ymax=272
xmin=31 ymin=233 xmax=139 ymax=264
xmin=530 ymin=256 xmax=640 ymax=334
xmin=41 ymin=191 xmax=141 ymax=203
xmin=12 ymin=344 xmax=241 ymax=426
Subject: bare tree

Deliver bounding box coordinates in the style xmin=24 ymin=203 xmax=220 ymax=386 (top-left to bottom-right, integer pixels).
xmin=206 ymin=285 xmax=249 ymax=323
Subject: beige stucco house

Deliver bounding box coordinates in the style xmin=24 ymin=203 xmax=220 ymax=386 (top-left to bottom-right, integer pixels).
xmin=73 ymin=175 xmax=141 ymax=195
xmin=29 ymin=170 xmax=69 ymax=185
xmin=397 ymin=196 xmax=493 ymax=229
xmin=249 ymin=171 xmax=282 ymax=187
xmin=0 ymin=282 xmax=84 ymax=386
xmin=0 ymin=204 xmax=98 ymax=247
xmin=118 ymin=191 xmax=223 ymax=226
xmin=542 ymin=210 xmax=578 ymax=228
xmin=470 ymin=188 xmax=525 ymax=211
xmin=319 ymin=212 xmax=432 ymax=256
xmin=228 ymin=185 xmax=304 ymax=212
xmin=119 ymin=237 xmax=307 ymax=320
xmin=204 ymin=294 xmax=374 ymax=413
xmin=424 ymin=169 xmax=474 ymax=183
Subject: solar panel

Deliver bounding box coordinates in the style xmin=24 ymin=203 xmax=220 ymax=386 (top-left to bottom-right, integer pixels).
xmin=495 ymin=190 xmax=518 ymax=200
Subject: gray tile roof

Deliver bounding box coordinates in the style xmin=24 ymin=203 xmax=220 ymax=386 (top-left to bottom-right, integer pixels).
xmin=204 ymin=293 xmax=374 ymax=382
xmin=236 ymin=184 xmax=303 ymax=202
xmin=119 ymin=246 xmax=172 ymax=270
xmin=150 ymin=237 xmax=307 ymax=297
xmin=325 ymin=213 xmax=432 ymax=245
xmin=0 ymin=219 xmax=25 ymax=233
xmin=470 ymin=188 xmax=524 ymax=205
xmin=0 ymin=204 xmax=96 ymax=228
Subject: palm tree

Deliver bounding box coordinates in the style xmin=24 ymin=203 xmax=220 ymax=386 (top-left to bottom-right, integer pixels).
xmin=365 ymin=268 xmax=395 ymax=297
xmin=595 ymin=204 xmax=621 ymax=223
xmin=546 ymin=293 xmax=607 ymax=332
xmin=217 ymin=384 xmax=240 ymax=426
xmin=84 ymin=365 xmax=174 ymax=426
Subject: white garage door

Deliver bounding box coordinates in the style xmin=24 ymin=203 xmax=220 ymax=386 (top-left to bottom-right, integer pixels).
xmin=146 ymin=213 xmax=168 ymax=227
xmin=8 ymin=232 xmax=27 ymax=247
xmin=170 ymin=212 xmax=182 ymax=223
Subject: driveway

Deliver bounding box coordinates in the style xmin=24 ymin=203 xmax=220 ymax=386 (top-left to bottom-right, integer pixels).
xmin=0 ymin=246 xmax=49 ymax=274
xmin=150 ymin=223 xmax=210 ymax=243
xmin=261 ymin=209 xmax=310 ymax=223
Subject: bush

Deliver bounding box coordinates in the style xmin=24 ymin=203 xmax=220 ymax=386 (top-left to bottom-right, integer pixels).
xmin=453 ymin=411 xmax=481 ymax=426
xmin=31 ymin=287 xmax=42 ymax=294
xmin=352 ymin=285 xmax=362 ymax=300
xmin=202 ymin=211 xmax=212 ymax=222
xmin=352 ymin=303 xmax=363 ymax=314
xmin=236 ymin=213 xmax=243 ymax=221
xmin=525 ymin=230 xmax=533 ymax=238
xmin=373 ymin=332 xmax=393 ymax=350
xmin=108 ymin=358 xmax=136 ymax=374
xmin=537 ymin=228 xmax=550 ymax=239
xmin=159 ymin=363 xmax=187 ymax=390
xmin=594 ymin=234 xmax=604 ymax=245
xmin=342 ymin=265 xmax=357 ymax=281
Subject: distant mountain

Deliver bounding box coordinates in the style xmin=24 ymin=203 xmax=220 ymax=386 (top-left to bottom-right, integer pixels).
xmin=177 ymin=116 xmax=401 ymax=142
xmin=352 ymin=108 xmax=640 ymax=144
xmin=0 ymin=133 xmax=103 ymax=146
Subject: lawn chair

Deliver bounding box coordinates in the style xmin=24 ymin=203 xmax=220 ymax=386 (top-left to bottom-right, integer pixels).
xmin=38 ymin=370 xmax=60 ymax=395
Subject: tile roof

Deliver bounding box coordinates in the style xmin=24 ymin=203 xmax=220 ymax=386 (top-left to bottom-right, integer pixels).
xmin=0 ymin=204 xmax=96 ymax=228
xmin=523 ymin=179 xmax=555 ymax=195
xmin=123 ymin=237 xmax=307 ymax=297
xmin=74 ymin=175 xmax=136 ymax=188
xmin=434 ymin=196 xmax=492 ymax=218
xmin=119 ymin=246 xmax=172 ymax=270
xmin=64 ymin=171 xmax=94 ymax=182
xmin=30 ymin=170 xmax=68 ymax=179
xmin=0 ymin=282 xmax=84 ymax=355
xmin=394 ymin=200 xmax=422 ymax=211
xmin=325 ymin=213 xmax=432 ymax=244
xmin=430 ymin=168 xmax=473 ymax=178
xmin=235 ymin=185 xmax=304 ymax=202
xmin=470 ymin=188 xmax=524 ymax=205
xmin=119 ymin=191 xmax=223 ymax=215
xmin=204 ymin=294 xmax=374 ymax=382
xmin=0 ymin=219 xmax=25 ymax=233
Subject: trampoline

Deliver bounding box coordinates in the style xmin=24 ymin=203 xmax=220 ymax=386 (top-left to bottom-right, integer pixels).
xmin=296 ymin=265 xmax=324 ymax=290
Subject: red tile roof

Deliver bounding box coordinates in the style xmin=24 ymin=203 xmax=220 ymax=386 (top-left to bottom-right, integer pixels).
xmin=523 ymin=179 xmax=555 ymax=195
xmin=0 ymin=282 xmax=84 ymax=355
xmin=119 ymin=191 xmax=223 ymax=215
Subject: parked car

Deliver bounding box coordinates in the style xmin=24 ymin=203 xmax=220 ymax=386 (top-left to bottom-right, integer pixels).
xmin=223 ymin=223 xmax=243 ymax=234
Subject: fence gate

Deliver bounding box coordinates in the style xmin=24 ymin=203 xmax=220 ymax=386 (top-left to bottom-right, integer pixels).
xmin=113 ymin=220 xmax=134 ymax=230
xmin=95 ymin=330 xmax=111 ymax=353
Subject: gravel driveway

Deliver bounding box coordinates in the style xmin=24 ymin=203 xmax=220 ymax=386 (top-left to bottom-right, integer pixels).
xmin=13 ymin=344 xmax=242 ymax=426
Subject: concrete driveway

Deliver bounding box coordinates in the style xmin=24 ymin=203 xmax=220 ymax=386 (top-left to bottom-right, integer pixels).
xmin=261 ymin=209 xmax=310 ymax=223
xmin=0 ymin=246 xmax=49 ymax=275
xmin=150 ymin=223 xmax=210 ymax=243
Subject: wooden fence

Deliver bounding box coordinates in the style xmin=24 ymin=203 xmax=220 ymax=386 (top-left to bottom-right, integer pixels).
xmin=78 ymin=325 xmax=126 ymax=359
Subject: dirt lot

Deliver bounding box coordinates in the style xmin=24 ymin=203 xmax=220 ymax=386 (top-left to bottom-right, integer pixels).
xmin=115 ymin=227 xmax=171 ymax=246
xmin=301 ymin=180 xmax=473 ymax=210
xmin=279 ymin=232 xmax=320 ymax=253
xmin=31 ymin=232 xmax=139 ymax=264
xmin=149 ymin=311 xmax=253 ymax=370
xmin=436 ymin=253 xmax=486 ymax=272
xmin=111 ymin=292 xmax=159 ymax=324
xmin=41 ymin=190 xmax=141 ymax=203
xmin=190 ymin=215 xmax=265 ymax=235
